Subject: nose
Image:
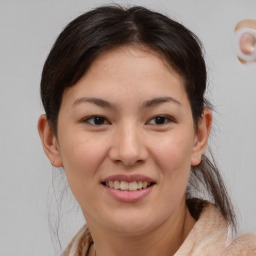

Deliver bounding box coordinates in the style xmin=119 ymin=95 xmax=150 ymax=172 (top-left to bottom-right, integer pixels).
xmin=109 ymin=122 xmax=148 ymax=166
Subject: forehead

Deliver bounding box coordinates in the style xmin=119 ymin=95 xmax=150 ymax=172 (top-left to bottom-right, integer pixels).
xmin=82 ymin=45 xmax=183 ymax=87
xmin=62 ymin=45 xmax=188 ymax=106
xmin=93 ymin=45 xmax=175 ymax=69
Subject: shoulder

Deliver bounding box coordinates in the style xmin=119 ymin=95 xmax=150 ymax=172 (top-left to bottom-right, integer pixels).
xmin=194 ymin=202 xmax=256 ymax=255
xmin=224 ymin=233 xmax=256 ymax=255
xmin=176 ymin=201 xmax=256 ymax=255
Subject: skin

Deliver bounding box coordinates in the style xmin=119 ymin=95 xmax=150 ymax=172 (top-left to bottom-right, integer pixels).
xmin=38 ymin=46 xmax=212 ymax=256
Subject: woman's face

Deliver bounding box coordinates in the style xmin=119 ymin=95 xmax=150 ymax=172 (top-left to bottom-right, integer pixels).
xmin=50 ymin=46 xmax=209 ymax=235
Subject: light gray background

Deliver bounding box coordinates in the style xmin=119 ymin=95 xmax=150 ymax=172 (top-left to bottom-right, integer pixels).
xmin=1 ymin=0 xmax=256 ymax=255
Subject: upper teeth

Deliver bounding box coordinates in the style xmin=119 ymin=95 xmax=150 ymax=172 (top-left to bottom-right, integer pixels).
xmin=105 ymin=181 xmax=150 ymax=191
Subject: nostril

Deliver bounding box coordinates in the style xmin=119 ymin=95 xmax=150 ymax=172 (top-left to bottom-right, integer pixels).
xmin=113 ymin=159 xmax=144 ymax=167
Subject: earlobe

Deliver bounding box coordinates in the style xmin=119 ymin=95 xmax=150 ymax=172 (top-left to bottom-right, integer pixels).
xmin=191 ymin=108 xmax=212 ymax=166
xmin=37 ymin=114 xmax=63 ymax=167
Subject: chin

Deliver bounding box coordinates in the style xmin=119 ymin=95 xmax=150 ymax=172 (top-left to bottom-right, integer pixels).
xmin=97 ymin=207 xmax=167 ymax=236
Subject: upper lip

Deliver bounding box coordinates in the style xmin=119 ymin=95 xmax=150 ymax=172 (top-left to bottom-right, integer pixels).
xmin=102 ymin=174 xmax=156 ymax=183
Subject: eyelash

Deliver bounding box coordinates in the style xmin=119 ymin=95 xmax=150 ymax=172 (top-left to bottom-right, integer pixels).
xmin=82 ymin=115 xmax=175 ymax=126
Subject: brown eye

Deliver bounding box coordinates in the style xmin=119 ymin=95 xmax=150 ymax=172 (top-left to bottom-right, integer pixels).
xmin=147 ymin=115 xmax=173 ymax=125
xmin=84 ymin=116 xmax=108 ymax=125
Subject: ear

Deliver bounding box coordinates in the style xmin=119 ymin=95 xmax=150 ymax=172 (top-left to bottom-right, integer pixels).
xmin=191 ymin=108 xmax=212 ymax=166
xmin=37 ymin=114 xmax=63 ymax=167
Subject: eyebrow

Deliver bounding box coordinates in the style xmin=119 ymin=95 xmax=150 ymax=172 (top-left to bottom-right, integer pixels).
xmin=72 ymin=96 xmax=181 ymax=109
xmin=142 ymin=97 xmax=181 ymax=108
xmin=72 ymin=97 xmax=112 ymax=108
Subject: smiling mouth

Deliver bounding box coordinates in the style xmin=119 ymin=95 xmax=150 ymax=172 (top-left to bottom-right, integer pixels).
xmin=102 ymin=181 xmax=155 ymax=191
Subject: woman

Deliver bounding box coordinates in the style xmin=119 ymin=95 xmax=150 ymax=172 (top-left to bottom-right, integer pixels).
xmin=38 ymin=5 xmax=256 ymax=256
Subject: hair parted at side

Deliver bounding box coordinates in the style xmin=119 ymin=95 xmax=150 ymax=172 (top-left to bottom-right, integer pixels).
xmin=40 ymin=4 xmax=236 ymax=230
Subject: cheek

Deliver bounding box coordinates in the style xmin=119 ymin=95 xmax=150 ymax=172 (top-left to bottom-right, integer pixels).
xmin=58 ymin=134 xmax=107 ymax=200
xmin=59 ymin=130 xmax=108 ymax=170
xmin=151 ymin=131 xmax=194 ymax=197
xmin=151 ymin=132 xmax=194 ymax=172
xmin=148 ymin=134 xmax=193 ymax=216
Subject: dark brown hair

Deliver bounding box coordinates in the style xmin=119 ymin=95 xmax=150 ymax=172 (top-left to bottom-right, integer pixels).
xmin=41 ymin=5 xmax=236 ymax=230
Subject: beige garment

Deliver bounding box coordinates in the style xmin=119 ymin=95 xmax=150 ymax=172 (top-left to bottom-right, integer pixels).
xmin=61 ymin=204 xmax=256 ymax=256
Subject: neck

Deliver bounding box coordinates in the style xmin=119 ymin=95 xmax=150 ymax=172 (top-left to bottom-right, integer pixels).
xmin=87 ymin=203 xmax=195 ymax=256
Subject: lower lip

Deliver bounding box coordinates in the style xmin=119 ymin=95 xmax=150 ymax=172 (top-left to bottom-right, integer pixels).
xmin=103 ymin=185 xmax=154 ymax=202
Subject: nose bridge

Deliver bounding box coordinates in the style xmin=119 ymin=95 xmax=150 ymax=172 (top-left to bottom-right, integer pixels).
xmin=109 ymin=120 xmax=147 ymax=165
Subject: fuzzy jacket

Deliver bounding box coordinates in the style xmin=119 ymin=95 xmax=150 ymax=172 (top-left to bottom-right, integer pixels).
xmin=61 ymin=204 xmax=256 ymax=256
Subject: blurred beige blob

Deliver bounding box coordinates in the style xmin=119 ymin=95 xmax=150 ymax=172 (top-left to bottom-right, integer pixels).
xmin=234 ymin=19 xmax=256 ymax=64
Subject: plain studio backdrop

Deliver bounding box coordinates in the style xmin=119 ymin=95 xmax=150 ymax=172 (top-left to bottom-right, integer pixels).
xmin=0 ymin=0 xmax=255 ymax=255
